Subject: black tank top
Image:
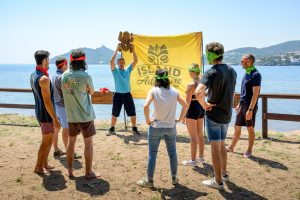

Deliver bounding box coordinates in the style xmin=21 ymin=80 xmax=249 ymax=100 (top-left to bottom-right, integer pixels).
xmin=30 ymin=70 xmax=54 ymax=123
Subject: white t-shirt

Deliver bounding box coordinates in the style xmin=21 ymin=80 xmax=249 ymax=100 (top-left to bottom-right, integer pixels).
xmin=150 ymin=87 xmax=179 ymax=128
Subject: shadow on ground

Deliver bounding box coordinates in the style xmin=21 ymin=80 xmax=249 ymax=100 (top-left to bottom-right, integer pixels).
xmin=155 ymin=183 xmax=208 ymax=200
xmin=220 ymin=181 xmax=268 ymax=200
xmin=40 ymin=170 xmax=67 ymax=191
xmin=72 ymin=176 xmax=110 ymax=197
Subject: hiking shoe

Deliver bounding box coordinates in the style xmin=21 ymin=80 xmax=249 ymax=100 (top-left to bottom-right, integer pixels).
xmin=243 ymin=152 xmax=252 ymax=158
xmin=137 ymin=177 xmax=154 ymax=188
xmin=196 ymin=157 xmax=205 ymax=164
xmin=53 ymin=149 xmax=65 ymax=158
xmin=222 ymin=174 xmax=230 ymax=182
xmin=182 ymin=160 xmax=197 ymax=167
xmin=132 ymin=127 xmax=141 ymax=135
xmin=172 ymin=177 xmax=179 ymax=185
xmin=202 ymin=178 xmax=224 ymax=190
xmin=106 ymin=127 xmax=116 ymax=136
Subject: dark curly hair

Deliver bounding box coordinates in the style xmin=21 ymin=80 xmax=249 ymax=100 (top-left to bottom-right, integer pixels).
xmin=154 ymin=69 xmax=170 ymax=89
xmin=206 ymin=42 xmax=224 ymax=61
xmin=55 ymin=56 xmax=67 ymax=67
xmin=34 ymin=50 xmax=50 ymax=65
xmin=70 ymin=49 xmax=87 ymax=71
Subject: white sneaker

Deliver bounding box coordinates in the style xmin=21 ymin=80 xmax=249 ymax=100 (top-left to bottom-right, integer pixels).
xmin=136 ymin=177 xmax=154 ymax=188
xmin=182 ymin=160 xmax=197 ymax=167
xmin=196 ymin=157 xmax=205 ymax=164
xmin=202 ymin=178 xmax=224 ymax=190
xmin=222 ymin=174 xmax=230 ymax=182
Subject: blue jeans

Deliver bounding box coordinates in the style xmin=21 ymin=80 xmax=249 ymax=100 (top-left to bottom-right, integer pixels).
xmin=206 ymin=117 xmax=229 ymax=142
xmin=147 ymin=126 xmax=177 ymax=180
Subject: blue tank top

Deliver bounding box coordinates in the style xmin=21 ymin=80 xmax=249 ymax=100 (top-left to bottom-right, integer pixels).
xmin=30 ymin=70 xmax=54 ymax=123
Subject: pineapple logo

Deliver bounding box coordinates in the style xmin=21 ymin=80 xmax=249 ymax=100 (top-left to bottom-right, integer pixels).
xmin=148 ymin=44 xmax=169 ymax=65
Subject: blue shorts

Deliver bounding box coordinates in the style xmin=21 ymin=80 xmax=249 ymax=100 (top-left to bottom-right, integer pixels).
xmin=206 ymin=117 xmax=229 ymax=142
xmin=55 ymin=104 xmax=69 ymax=129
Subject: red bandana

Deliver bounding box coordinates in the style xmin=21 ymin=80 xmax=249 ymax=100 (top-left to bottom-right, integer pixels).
xmin=70 ymin=55 xmax=85 ymax=61
xmin=57 ymin=60 xmax=68 ymax=68
xmin=36 ymin=66 xmax=49 ymax=77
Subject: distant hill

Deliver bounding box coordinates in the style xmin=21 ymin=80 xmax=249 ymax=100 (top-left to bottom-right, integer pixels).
xmin=223 ymin=40 xmax=300 ymax=65
xmin=50 ymin=45 xmax=120 ymax=64
xmin=51 ymin=41 xmax=300 ymax=66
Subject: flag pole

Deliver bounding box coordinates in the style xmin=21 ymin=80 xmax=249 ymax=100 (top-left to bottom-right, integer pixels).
xmin=201 ymin=32 xmax=206 ymax=136
xmin=121 ymin=50 xmax=128 ymax=131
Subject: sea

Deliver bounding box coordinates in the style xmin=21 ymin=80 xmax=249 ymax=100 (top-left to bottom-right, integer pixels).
xmin=0 ymin=64 xmax=299 ymax=132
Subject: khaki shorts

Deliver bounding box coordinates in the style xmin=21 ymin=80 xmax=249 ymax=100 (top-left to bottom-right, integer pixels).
xmin=68 ymin=121 xmax=96 ymax=138
xmin=40 ymin=122 xmax=54 ymax=134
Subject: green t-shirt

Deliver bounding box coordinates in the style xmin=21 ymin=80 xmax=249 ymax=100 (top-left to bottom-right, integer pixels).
xmin=61 ymin=69 xmax=95 ymax=123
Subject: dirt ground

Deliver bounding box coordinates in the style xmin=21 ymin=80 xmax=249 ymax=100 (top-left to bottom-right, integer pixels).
xmin=0 ymin=114 xmax=299 ymax=200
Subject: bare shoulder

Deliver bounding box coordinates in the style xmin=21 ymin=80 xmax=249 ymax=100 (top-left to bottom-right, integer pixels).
xmin=186 ymin=82 xmax=196 ymax=91
xmin=39 ymin=75 xmax=50 ymax=87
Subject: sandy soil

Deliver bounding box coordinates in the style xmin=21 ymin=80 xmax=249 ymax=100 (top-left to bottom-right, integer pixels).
xmin=0 ymin=114 xmax=299 ymax=200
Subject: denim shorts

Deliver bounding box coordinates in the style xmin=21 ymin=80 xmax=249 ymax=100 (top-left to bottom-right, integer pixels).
xmin=55 ymin=104 xmax=69 ymax=129
xmin=206 ymin=117 xmax=229 ymax=142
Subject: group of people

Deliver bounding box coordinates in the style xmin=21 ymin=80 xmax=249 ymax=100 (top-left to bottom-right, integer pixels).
xmin=30 ymin=41 xmax=261 ymax=190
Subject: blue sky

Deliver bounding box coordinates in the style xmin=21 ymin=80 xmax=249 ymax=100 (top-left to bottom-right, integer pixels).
xmin=0 ymin=0 xmax=299 ymax=64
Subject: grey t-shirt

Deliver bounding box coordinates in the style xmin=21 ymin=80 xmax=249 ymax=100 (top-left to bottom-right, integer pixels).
xmin=52 ymin=69 xmax=64 ymax=106
xmin=200 ymin=64 xmax=237 ymax=124
xmin=150 ymin=87 xmax=179 ymax=128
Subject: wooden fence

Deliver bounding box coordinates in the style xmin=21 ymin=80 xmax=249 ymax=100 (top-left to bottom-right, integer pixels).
xmin=1 ymin=88 xmax=300 ymax=138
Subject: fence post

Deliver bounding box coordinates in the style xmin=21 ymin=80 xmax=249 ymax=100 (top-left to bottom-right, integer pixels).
xmin=262 ymin=96 xmax=268 ymax=138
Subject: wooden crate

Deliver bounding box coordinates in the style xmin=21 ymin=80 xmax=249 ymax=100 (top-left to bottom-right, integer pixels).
xmin=92 ymin=91 xmax=114 ymax=104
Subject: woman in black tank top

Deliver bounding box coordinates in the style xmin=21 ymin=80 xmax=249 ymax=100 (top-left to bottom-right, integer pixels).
xmin=182 ymin=64 xmax=205 ymax=167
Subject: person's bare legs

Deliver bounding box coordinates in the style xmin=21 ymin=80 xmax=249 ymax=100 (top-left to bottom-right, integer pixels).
xmin=196 ymin=118 xmax=205 ymax=158
xmin=62 ymin=128 xmax=69 ymax=149
xmin=34 ymin=133 xmax=53 ymax=174
xmin=66 ymin=135 xmax=77 ymax=177
xmin=43 ymin=132 xmax=54 ymax=169
xmin=220 ymin=140 xmax=227 ymax=176
xmin=130 ymin=116 xmax=137 ymax=127
xmin=52 ymin=127 xmax=61 ymax=151
xmin=111 ymin=115 xmax=117 ymax=127
xmin=186 ymin=118 xmax=198 ymax=160
xmin=246 ymin=126 xmax=255 ymax=154
xmin=228 ymin=125 xmax=242 ymax=152
xmin=210 ymin=141 xmax=222 ymax=184
xmin=84 ymin=136 xmax=100 ymax=179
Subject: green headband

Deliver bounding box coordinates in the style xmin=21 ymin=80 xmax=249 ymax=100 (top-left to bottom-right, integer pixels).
xmin=188 ymin=66 xmax=201 ymax=73
xmin=206 ymin=51 xmax=223 ymax=64
xmin=155 ymin=73 xmax=169 ymax=81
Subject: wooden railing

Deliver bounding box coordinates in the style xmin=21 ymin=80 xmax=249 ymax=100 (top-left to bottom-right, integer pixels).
xmin=234 ymin=93 xmax=300 ymax=138
xmin=1 ymin=88 xmax=300 ymax=138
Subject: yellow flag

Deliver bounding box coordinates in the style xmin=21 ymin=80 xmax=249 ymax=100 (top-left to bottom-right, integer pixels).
xmin=122 ymin=32 xmax=203 ymax=98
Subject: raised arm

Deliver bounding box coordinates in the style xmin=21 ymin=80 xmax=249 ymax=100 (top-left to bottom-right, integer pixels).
xmin=131 ymin=45 xmax=138 ymax=69
xmin=39 ymin=76 xmax=61 ymax=129
xmin=144 ymin=89 xmax=154 ymax=124
xmin=110 ymin=44 xmax=121 ymax=71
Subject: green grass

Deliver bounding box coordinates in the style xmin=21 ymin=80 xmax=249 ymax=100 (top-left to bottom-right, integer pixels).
xmin=295 ymin=191 xmax=300 ymax=200
xmin=255 ymin=131 xmax=261 ymax=139
xmin=16 ymin=176 xmax=23 ymax=184
xmin=0 ymin=114 xmax=39 ymax=126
